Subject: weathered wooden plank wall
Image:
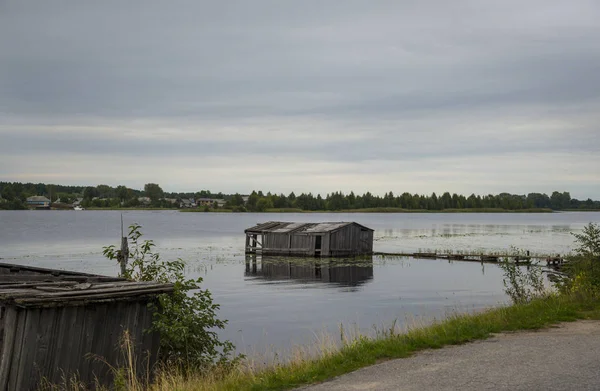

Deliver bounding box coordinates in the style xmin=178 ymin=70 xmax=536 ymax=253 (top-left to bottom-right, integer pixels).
xmin=329 ymin=225 xmax=373 ymax=256
xmin=255 ymin=223 xmax=373 ymax=257
xmin=0 ymin=299 xmax=159 ymax=391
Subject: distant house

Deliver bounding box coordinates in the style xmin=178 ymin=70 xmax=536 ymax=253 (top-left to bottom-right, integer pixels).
xmin=197 ymin=198 xmax=226 ymax=207
xmin=26 ymin=196 xmax=51 ymax=208
xmin=197 ymin=198 xmax=214 ymax=207
xmin=138 ymin=197 xmax=151 ymax=205
xmin=72 ymin=198 xmax=84 ymax=207
xmin=179 ymin=198 xmax=197 ymax=208
xmin=242 ymin=195 xmax=250 ymax=204
xmin=162 ymin=198 xmax=178 ymax=205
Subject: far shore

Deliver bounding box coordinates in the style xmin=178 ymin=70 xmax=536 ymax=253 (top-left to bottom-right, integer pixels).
xmin=8 ymin=207 xmax=598 ymax=213
xmin=180 ymin=207 xmax=557 ymax=213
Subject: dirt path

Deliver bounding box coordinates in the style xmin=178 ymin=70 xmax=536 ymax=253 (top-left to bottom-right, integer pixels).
xmin=299 ymin=320 xmax=600 ymax=391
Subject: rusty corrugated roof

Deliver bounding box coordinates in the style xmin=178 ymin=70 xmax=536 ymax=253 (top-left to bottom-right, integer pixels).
xmin=244 ymin=221 xmax=373 ymax=234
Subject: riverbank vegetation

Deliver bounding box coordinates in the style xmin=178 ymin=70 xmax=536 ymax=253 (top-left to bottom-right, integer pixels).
xmin=102 ymin=224 xmax=237 ymax=370
xmin=56 ymin=292 xmax=600 ymax=391
xmin=2 ymin=181 xmax=599 ymax=212
xmin=138 ymin=295 xmax=599 ymax=391
xmin=50 ymin=224 xmax=600 ymax=391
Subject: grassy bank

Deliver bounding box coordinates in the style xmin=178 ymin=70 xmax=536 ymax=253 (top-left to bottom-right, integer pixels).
xmin=133 ymin=294 xmax=598 ymax=391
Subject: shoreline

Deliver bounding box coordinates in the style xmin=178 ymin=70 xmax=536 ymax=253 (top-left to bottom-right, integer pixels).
xmin=6 ymin=207 xmax=600 ymax=213
xmin=144 ymin=294 xmax=600 ymax=390
xmin=181 ymin=207 xmax=557 ymax=213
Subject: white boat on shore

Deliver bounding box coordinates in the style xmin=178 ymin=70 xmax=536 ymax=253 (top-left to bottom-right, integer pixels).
xmin=73 ymin=206 xmax=85 ymax=211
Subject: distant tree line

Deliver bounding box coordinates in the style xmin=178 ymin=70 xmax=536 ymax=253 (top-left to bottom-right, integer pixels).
xmin=240 ymin=190 xmax=599 ymax=212
xmin=1 ymin=181 xmax=599 ymax=211
xmin=0 ymin=182 xmax=225 ymax=209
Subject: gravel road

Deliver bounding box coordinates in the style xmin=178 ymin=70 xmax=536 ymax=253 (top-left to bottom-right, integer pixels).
xmin=299 ymin=320 xmax=600 ymax=391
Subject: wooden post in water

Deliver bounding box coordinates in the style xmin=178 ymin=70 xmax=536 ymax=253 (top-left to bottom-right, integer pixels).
xmin=245 ymin=254 xmax=257 ymax=274
xmin=117 ymin=214 xmax=129 ymax=277
xmin=120 ymin=236 xmax=129 ymax=276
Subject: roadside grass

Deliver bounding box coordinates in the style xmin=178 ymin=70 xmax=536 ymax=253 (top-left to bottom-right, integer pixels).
xmin=136 ymin=294 xmax=598 ymax=391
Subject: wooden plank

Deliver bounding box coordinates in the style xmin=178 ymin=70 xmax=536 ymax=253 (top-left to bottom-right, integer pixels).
xmin=89 ymin=303 xmax=112 ymax=386
xmin=79 ymin=301 xmax=98 ymax=386
xmin=32 ymin=307 xmax=57 ymax=389
xmin=7 ymin=307 xmax=27 ymax=391
xmin=0 ymin=262 xmax=108 ymax=278
xmin=1 ymin=288 xmax=167 ymax=302
xmin=14 ymin=307 xmax=42 ymax=390
xmin=0 ymin=275 xmax=123 ymax=283
xmin=59 ymin=305 xmax=88 ymax=386
xmin=48 ymin=306 xmax=74 ymax=386
xmin=0 ymin=281 xmax=80 ymax=288
xmin=0 ymin=307 xmax=18 ymax=390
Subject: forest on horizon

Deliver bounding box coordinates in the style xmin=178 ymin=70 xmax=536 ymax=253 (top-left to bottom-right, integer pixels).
xmin=1 ymin=181 xmax=598 ymax=212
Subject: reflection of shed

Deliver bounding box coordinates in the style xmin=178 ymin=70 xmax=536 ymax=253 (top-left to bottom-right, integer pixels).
xmin=245 ymin=222 xmax=374 ymax=257
xmin=245 ymin=257 xmax=374 ymax=287
xmin=0 ymin=263 xmax=173 ymax=390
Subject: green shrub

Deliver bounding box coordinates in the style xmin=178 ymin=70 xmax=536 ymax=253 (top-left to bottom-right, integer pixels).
xmin=499 ymin=260 xmax=546 ymax=304
xmin=103 ymin=224 xmax=237 ymax=371
xmin=560 ymin=222 xmax=600 ymax=297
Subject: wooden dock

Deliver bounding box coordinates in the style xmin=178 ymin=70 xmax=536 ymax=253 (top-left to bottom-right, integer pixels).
xmin=374 ymin=251 xmax=565 ymax=266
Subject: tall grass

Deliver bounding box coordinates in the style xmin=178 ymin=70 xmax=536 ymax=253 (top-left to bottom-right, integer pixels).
xmin=49 ymin=293 xmax=598 ymax=391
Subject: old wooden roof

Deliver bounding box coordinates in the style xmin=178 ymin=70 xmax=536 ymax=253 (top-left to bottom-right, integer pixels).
xmin=0 ymin=262 xmax=174 ymax=308
xmin=245 ymin=221 xmax=373 ymax=234
xmin=0 ymin=281 xmax=174 ymax=307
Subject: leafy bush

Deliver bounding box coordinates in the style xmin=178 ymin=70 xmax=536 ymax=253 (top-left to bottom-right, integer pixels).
xmin=499 ymin=260 xmax=546 ymax=304
xmin=572 ymin=222 xmax=600 ymax=258
xmin=103 ymin=224 xmax=237 ymax=371
xmin=559 ymin=222 xmax=600 ymax=297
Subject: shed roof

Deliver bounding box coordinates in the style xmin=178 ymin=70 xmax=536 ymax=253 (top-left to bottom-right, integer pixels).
xmin=0 ymin=281 xmax=174 ymax=308
xmin=0 ymin=262 xmax=173 ymax=308
xmin=26 ymin=196 xmax=50 ymax=202
xmin=245 ymin=221 xmax=373 ymax=234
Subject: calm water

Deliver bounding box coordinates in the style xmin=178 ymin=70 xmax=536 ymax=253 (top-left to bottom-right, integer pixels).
xmin=1 ymin=211 xmax=598 ymax=356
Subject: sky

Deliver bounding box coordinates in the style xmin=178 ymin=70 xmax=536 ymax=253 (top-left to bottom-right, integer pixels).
xmin=1 ymin=1 xmax=599 ymax=199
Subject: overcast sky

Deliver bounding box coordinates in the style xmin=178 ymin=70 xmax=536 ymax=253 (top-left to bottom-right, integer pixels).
xmin=1 ymin=1 xmax=599 ymax=198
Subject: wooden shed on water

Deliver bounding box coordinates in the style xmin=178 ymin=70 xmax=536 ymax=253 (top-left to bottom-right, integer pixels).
xmin=0 ymin=263 xmax=173 ymax=391
xmin=245 ymin=221 xmax=374 ymax=257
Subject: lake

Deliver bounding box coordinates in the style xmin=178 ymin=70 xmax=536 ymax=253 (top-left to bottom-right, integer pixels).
xmin=1 ymin=210 xmax=597 ymax=358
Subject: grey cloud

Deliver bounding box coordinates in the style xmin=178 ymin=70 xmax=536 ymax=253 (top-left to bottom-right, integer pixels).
xmin=1 ymin=0 xmax=599 ymax=196
xmin=2 ymin=0 xmax=600 ymax=120
xmin=1 ymin=122 xmax=597 ymax=162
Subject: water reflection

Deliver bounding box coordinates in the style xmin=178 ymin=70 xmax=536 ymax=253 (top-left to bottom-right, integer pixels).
xmin=244 ymin=255 xmax=374 ymax=288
